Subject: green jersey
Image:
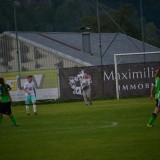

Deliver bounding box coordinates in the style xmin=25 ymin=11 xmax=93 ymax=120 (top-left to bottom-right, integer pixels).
xmin=0 ymin=84 xmax=11 ymax=103
xmin=153 ymin=77 xmax=160 ymax=100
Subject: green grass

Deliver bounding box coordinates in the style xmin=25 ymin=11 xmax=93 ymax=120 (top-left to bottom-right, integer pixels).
xmin=0 ymin=98 xmax=160 ymax=160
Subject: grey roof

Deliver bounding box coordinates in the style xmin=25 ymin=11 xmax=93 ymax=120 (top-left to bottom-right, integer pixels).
xmin=3 ymin=31 xmax=160 ymax=65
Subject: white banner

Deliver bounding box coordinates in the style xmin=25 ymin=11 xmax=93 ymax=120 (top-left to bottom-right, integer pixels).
xmin=5 ymin=75 xmax=58 ymax=102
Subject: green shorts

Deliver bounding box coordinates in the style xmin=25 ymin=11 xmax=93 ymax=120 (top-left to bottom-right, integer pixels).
xmin=25 ymin=95 xmax=36 ymax=105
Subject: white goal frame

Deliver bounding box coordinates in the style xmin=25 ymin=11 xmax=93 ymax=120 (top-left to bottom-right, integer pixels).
xmin=114 ymin=51 xmax=160 ymax=100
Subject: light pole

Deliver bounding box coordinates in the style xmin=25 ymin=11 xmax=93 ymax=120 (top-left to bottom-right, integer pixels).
xmin=13 ymin=0 xmax=21 ymax=72
xmin=140 ymin=0 xmax=145 ymax=52
xmin=96 ymin=0 xmax=103 ymax=66
xmin=96 ymin=0 xmax=104 ymax=97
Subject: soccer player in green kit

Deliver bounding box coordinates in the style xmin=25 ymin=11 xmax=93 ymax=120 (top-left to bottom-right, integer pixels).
xmin=147 ymin=67 xmax=160 ymax=127
xmin=0 ymin=77 xmax=18 ymax=127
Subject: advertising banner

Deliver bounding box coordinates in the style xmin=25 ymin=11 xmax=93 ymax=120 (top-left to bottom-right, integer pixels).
xmin=4 ymin=72 xmax=58 ymax=102
xmin=59 ymin=66 xmax=103 ymax=99
xmin=59 ymin=62 xmax=160 ymax=99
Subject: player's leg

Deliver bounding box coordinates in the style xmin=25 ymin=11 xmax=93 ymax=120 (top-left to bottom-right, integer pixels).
xmin=147 ymin=100 xmax=159 ymax=127
xmin=147 ymin=108 xmax=159 ymax=127
xmin=31 ymin=95 xmax=38 ymax=115
xmin=25 ymin=95 xmax=31 ymax=115
xmin=4 ymin=102 xmax=18 ymax=127
xmin=86 ymin=88 xmax=92 ymax=105
xmin=9 ymin=114 xmax=18 ymax=127
xmin=0 ymin=104 xmax=3 ymax=124
xmin=83 ymin=90 xmax=88 ymax=105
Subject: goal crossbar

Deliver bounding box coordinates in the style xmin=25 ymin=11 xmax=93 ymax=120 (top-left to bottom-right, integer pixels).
xmin=114 ymin=51 xmax=160 ymax=100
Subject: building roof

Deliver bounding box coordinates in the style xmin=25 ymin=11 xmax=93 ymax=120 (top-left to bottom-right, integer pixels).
xmin=3 ymin=31 xmax=160 ymax=65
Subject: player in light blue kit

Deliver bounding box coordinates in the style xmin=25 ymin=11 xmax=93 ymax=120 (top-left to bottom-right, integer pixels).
xmin=24 ymin=75 xmax=38 ymax=115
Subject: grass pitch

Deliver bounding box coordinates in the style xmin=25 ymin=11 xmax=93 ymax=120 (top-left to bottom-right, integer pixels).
xmin=0 ymin=98 xmax=160 ymax=160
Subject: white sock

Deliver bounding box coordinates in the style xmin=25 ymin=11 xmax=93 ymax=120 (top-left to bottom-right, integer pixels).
xmin=84 ymin=97 xmax=88 ymax=104
xmin=26 ymin=105 xmax=30 ymax=114
xmin=33 ymin=105 xmax=37 ymax=113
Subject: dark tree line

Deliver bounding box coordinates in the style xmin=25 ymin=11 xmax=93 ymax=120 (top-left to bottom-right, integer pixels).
xmin=0 ymin=0 xmax=160 ymax=47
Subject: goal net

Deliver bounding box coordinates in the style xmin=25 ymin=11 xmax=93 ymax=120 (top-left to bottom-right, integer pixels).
xmin=114 ymin=51 xmax=160 ymax=99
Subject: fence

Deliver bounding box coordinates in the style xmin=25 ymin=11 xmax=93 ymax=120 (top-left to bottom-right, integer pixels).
xmin=0 ymin=61 xmax=160 ymax=102
xmin=59 ymin=62 xmax=160 ymax=100
xmin=0 ymin=33 xmax=84 ymax=73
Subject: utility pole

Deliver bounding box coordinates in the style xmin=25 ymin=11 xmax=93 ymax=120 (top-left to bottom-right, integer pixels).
xmin=96 ymin=0 xmax=104 ymax=97
xmin=140 ymin=0 xmax=145 ymax=52
xmin=13 ymin=0 xmax=21 ymax=72
xmin=96 ymin=0 xmax=103 ymax=66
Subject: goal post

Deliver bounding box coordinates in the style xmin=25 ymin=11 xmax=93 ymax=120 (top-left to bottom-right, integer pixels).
xmin=114 ymin=51 xmax=160 ymax=100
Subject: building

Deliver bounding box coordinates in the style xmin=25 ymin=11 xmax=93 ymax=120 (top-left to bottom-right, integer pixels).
xmin=0 ymin=31 xmax=159 ymax=72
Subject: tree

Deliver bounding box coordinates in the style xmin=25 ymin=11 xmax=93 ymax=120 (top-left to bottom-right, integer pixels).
xmin=145 ymin=22 xmax=160 ymax=47
xmin=82 ymin=3 xmax=141 ymax=39
xmin=54 ymin=0 xmax=91 ymax=31
xmin=0 ymin=1 xmax=14 ymax=33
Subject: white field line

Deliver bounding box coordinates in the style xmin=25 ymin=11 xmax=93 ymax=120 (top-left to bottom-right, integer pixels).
xmin=0 ymin=121 xmax=118 ymax=135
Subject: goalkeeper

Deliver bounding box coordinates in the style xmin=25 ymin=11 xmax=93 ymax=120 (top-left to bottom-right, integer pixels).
xmin=147 ymin=67 xmax=160 ymax=127
xmin=81 ymin=73 xmax=92 ymax=106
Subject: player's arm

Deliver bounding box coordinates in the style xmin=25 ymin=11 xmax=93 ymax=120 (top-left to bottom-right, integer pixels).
xmin=8 ymin=92 xmax=13 ymax=104
xmin=24 ymin=84 xmax=30 ymax=95
xmin=24 ymin=88 xmax=29 ymax=95
xmin=33 ymin=83 xmax=36 ymax=97
xmin=6 ymin=84 xmax=12 ymax=91
xmin=33 ymin=88 xmax=36 ymax=97
xmin=149 ymin=83 xmax=155 ymax=100
xmin=6 ymin=84 xmax=13 ymax=104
